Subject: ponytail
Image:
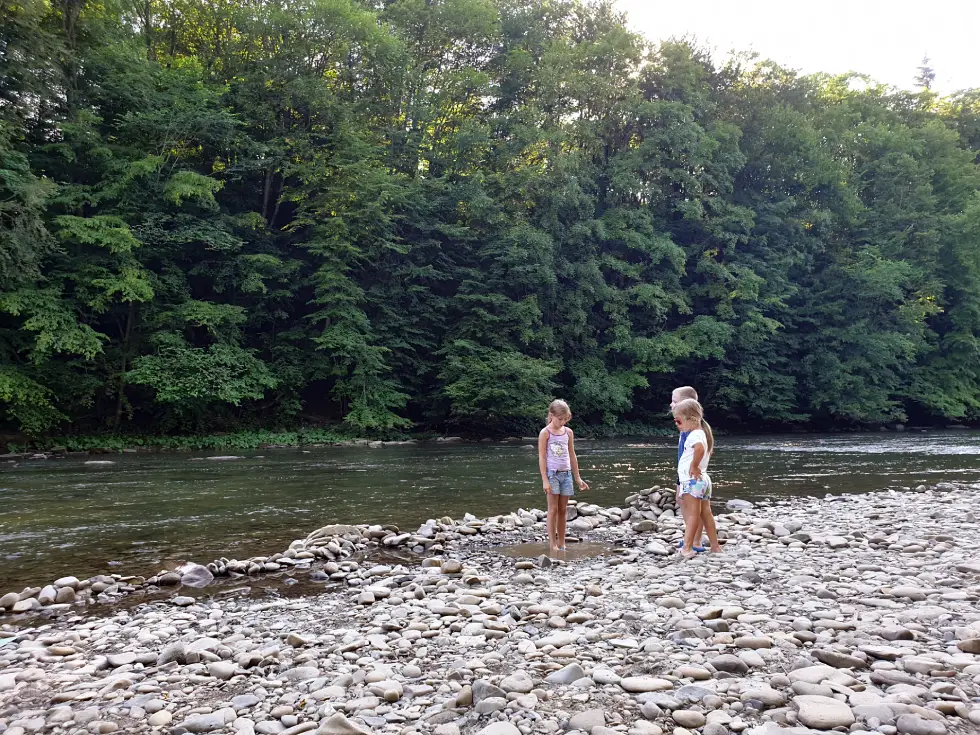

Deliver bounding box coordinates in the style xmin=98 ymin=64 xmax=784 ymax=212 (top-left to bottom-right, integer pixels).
xmin=673 ymin=398 xmax=713 ymax=455
xmin=701 ymin=418 xmax=714 ymax=455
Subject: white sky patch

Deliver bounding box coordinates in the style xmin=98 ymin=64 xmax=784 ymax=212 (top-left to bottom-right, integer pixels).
xmin=615 ymin=0 xmax=980 ymax=93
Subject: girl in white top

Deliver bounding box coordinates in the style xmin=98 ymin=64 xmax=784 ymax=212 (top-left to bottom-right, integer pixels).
xmin=673 ymin=398 xmax=722 ymax=558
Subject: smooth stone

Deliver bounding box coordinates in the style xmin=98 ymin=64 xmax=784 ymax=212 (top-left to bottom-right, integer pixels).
xmin=673 ymin=711 xmax=707 ymax=728
xmin=317 ymin=712 xmax=372 ymax=734
xmin=895 ymin=714 xmax=946 ymax=735
xmin=741 ymin=687 xmax=785 ymax=707
xmin=568 ymin=709 xmax=606 ymax=732
xmin=711 ymin=655 xmax=749 ymax=675
xmin=176 ymin=713 xmax=227 ymax=733
xmin=592 ymin=669 xmax=621 ymax=685
xmin=474 ymin=697 xmax=508 ymax=714
xmin=473 ymin=680 xmax=507 ymax=703
xmin=546 ymin=663 xmax=587 ymax=685
xmin=474 ymin=724 xmax=522 ymax=735
xmin=812 ymin=649 xmax=867 ymax=669
xmin=788 ymin=665 xmax=856 ymax=687
xmin=208 ymin=661 xmax=237 ymax=680
xmin=148 ymin=711 xmax=173 ymax=726
xmin=956 ymin=639 xmax=980 ymax=654
xmin=107 ymin=653 xmax=136 ymax=667
xmin=500 ymin=671 xmax=534 ymax=693
xmin=621 ymin=677 xmax=674 ymax=693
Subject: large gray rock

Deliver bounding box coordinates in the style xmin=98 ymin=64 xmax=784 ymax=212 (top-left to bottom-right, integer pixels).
xmin=317 ymin=713 xmax=372 ymax=734
xmin=474 ymin=724 xmax=522 ymax=735
xmin=741 ymin=686 xmax=785 ymax=707
xmin=157 ymin=642 xmax=186 ymax=665
xmin=500 ymin=671 xmax=534 ymax=693
xmin=175 ymin=713 xmax=227 ymax=733
xmin=568 ymin=710 xmax=605 ymax=732
xmin=711 ymin=654 xmax=749 ymax=674
xmin=896 ymin=714 xmax=947 ymax=735
xmin=472 ymin=679 xmax=506 ymax=703
xmin=793 ymin=695 xmax=855 ymax=729
xmin=208 ymin=661 xmax=237 ymax=680
xmin=545 ymin=663 xmax=586 ymax=684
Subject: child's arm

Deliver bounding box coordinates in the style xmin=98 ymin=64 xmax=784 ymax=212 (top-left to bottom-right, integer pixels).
xmin=690 ymin=443 xmax=705 ymax=481
xmin=568 ymin=429 xmax=589 ymax=491
xmin=538 ymin=430 xmax=551 ymax=492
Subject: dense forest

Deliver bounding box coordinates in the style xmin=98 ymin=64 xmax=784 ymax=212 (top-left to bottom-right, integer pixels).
xmin=2 ymin=0 xmax=980 ymax=439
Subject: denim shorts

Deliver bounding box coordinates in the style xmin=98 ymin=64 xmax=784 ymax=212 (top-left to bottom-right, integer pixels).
xmin=680 ymin=477 xmax=711 ymax=500
xmin=548 ymin=470 xmax=574 ymax=496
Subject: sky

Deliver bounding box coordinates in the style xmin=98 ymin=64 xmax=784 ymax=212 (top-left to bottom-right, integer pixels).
xmin=615 ymin=0 xmax=980 ymax=93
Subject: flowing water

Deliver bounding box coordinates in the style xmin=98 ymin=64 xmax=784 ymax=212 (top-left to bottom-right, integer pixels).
xmin=3 ymin=431 xmax=980 ymax=591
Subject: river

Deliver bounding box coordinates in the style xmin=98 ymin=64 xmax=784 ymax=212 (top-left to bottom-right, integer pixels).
xmin=3 ymin=431 xmax=980 ymax=591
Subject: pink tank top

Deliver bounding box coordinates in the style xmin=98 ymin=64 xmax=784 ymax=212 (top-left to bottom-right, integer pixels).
xmin=546 ymin=429 xmax=571 ymax=473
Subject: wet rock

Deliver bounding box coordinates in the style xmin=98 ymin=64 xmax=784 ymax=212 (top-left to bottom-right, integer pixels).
xmin=180 ymin=563 xmax=215 ymax=588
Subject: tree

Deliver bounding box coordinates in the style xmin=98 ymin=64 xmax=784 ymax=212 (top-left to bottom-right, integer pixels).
xmin=915 ymin=54 xmax=936 ymax=90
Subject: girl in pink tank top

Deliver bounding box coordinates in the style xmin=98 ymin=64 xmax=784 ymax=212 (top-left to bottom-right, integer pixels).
xmin=538 ymin=399 xmax=589 ymax=552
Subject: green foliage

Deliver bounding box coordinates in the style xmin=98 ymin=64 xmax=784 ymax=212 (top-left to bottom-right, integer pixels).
xmin=439 ymin=340 xmax=559 ymax=430
xmin=0 ymin=366 xmax=65 ymax=434
xmin=128 ymin=343 xmax=278 ymax=406
xmin=1 ymin=0 xmax=980 ymax=439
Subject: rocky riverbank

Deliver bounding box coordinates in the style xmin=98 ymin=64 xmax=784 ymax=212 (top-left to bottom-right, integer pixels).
xmin=2 ymin=484 xmax=979 ymax=735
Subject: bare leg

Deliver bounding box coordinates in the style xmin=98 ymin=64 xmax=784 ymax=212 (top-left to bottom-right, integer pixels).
xmin=692 ymin=512 xmax=704 ymax=548
xmin=700 ymin=500 xmax=722 ymax=552
xmin=679 ymin=485 xmax=703 ymax=548
xmin=680 ymin=494 xmax=700 ymax=556
xmin=556 ymin=495 xmax=569 ymax=549
xmin=546 ymin=493 xmax=559 ymax=551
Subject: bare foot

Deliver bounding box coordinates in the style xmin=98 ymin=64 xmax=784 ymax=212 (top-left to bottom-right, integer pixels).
xmin=710 ymin=545 xmax=723 ymax=553
xmin=680 ymin=549 xmax=697 ymax=560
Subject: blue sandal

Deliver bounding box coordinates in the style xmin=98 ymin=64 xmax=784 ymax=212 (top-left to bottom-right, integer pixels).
xmin=677 ymin=540 xmax=706 ymax=553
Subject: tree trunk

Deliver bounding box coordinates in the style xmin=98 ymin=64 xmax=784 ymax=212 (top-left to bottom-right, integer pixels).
xmin=112 ymin=301 xmax=137 ymax=432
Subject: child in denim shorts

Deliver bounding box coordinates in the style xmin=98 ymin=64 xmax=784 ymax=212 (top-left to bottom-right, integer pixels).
xmin=538 ymin=399 xmax=589 ymax=552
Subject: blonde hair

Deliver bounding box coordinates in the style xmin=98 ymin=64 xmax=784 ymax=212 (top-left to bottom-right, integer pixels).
xmin=673 ymin=399 xmax=713 ymax=455
xmin=548 ymin=399 xmax=571 ymax=420
xmin=673 ymin=386 xmax=698 ymax=401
